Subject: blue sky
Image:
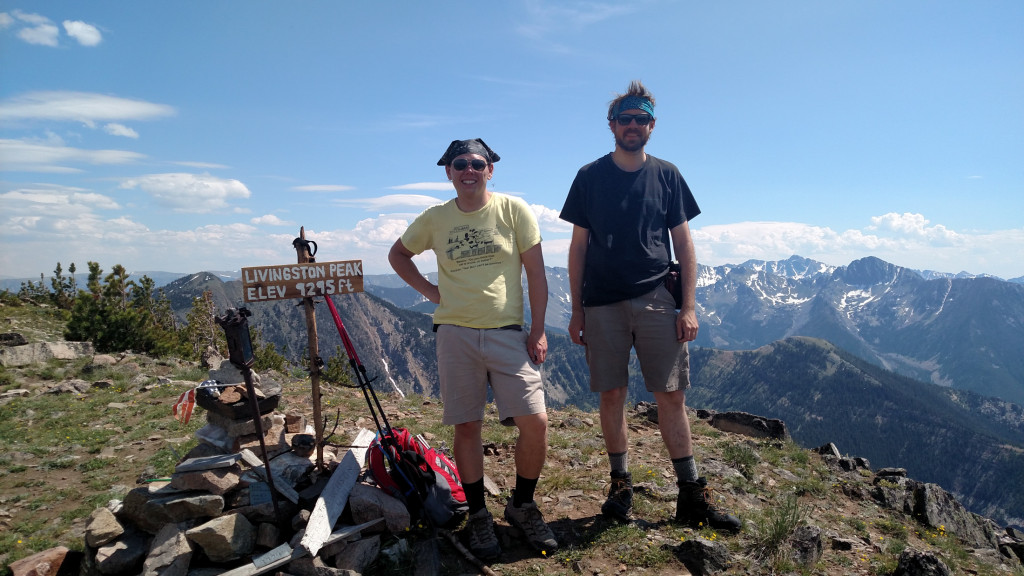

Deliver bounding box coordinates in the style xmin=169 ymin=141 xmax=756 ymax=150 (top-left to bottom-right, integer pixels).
xmin=2 ymin=1 xmax=1022 ymax=281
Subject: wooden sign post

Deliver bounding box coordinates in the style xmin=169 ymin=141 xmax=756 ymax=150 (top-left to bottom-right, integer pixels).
xmin=240 ymin=227 xmax=364 ymax=470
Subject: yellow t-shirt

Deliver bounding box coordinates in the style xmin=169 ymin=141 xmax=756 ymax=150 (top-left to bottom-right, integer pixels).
xmin=401 ymin=193 xmax=542 ymax=328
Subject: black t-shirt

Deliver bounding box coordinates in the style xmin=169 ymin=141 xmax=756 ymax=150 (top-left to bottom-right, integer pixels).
xmin=560 ymin=153 xmax=700 ymax=307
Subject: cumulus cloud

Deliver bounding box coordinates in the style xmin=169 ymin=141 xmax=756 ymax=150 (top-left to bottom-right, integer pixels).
xmin=0 ymin=138 xmax=146 ymax=172
xmin=0 ymin=13 xmax=14 ymax=28
xmin=530 ymin=203 xmax=572 ymax=234
xmin=867 ymin=212 xmax=960 ymax=244
xmin=119 ymin=173 xmax=251 ymax=213
xmin=62 ymin=20 xmax=101 ymax=46
xmin=690 ymin=214 xmax=1020 ymax=278
xmin=251 ymin=214 xmax=294 ymax=226
xmin=103 ymin=123 xmax=139 ymax=138
xmin=0 ymin=91 xmax=175 ymax=126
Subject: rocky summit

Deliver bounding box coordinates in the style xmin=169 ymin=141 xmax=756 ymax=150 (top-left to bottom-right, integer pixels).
xmin=2 ymin=326 xmax=1023 ymax=575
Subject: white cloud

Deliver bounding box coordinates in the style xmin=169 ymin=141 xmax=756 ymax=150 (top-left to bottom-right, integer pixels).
xmin=389 ymin=182 xmax=455 ymax=191
xmin=11 ymin=10 xmax=51 ymax=25
xmin=0 ymin=91 xmax=175 ymax=126
xmin=334 ymin=194 xmax=442 ymax=212
xmin=0 ymin=13 xmax=15 ymax=29
xmin=174 ymin=161 xmax=230 ymax=170
xmin=119 ymin=173 xmax=251 ymax=213
xmin=8 ymin=11 xmax=58 ymax=46
xmin=867 ymin=212 xmax=959 ymax=244
xmin=103 ymin=123 xmax=139 ymax=139
xmin=691 ymin=214 xmax=1022 ymax=278
xmin=292 ymin=184 xmax=355 ymax=192
xmin=0 ymin=185 xmax=121 ymax=230
xmin=251 ymin=214 xmax=295 ymax=226
xmin=0 ymin=138 xmax=145 ymax=172
xmin=17 ymin=22 xmax=58 ymax=46
xmin=62 ymin=20 xmax=101 ymax=46
xmin=530 ymin=203 xmax=573 ymax=234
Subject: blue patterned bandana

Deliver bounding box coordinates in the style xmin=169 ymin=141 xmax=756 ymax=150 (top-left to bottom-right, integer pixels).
xmin=612 ymin=96 xmax=655 ymax=119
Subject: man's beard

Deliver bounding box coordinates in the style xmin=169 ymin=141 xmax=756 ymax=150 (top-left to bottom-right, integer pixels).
xmin=615 ymin=130 xmax=650 ymax=152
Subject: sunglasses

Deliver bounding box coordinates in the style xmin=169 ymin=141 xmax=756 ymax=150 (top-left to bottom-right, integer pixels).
xmin=451 ymin=158 xmax=488 ymax=171
xmin=615 ymin=113 xmax=653 ymax=126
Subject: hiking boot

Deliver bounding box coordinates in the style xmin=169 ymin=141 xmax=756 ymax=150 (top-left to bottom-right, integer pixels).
xmin=675 ymin=477 xmax=742 ymax=532
xmin=504 ymin=497 xmax=559 ymax=553
xmin=601 ymin=471 xmax=633 ymax=522
xmin=465 ymin=507 xmax=501 ymax=561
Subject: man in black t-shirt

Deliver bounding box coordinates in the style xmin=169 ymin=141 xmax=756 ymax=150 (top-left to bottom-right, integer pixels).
xmin=559 ymin=80 xmax=740 ymax=532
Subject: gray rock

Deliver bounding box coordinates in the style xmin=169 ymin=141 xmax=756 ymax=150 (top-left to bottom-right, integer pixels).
xmin=141 ymin=523 xmax=193 ymax=576
xmin=85 ymin=507 xmax=124 ymax=548
xmin=185 ymin=513 xmax=255 ymax=563
xmin=0 ymin=341 xmax=94 ymax=367
xmin=94 ymin=530 xmax=150 ymax=575
xmin=169 ymin=465 xmax=242 ymax=496
xmin=814 ymin=442 xmax=841 ymax=458
xmin=0 ymin=332 xmax=28 ymax=346
xmin=789 ymin=524 xmax=822 ymax=567
xmin=120 ymin=484 xmax=224 ymax=534
xmin=673 ymin=537 xmax=732 ymax=575
xmin=91 ymin=354 xmax=118 ymax=366
xmin=332 ymin=535 xmax=380 ymax=573
xmin=892 ymin=548 xmax=951 ymax=576
xmin=708 ymin=411 xmax=789 ymax=440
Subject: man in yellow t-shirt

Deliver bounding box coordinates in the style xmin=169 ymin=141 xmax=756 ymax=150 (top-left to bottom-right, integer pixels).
xmin=388 ymin=138 xmax=557 ymax=560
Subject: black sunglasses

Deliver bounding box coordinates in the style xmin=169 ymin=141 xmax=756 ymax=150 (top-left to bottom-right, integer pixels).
xmin=451 ymin=158 xmax=488 ymax=171
xmin=615 ymin=113 xmax=653 ymax=126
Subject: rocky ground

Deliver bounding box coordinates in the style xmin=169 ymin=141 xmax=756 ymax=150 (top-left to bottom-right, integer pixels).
xmin=1 ymin=303 xmax=1022 ymax=575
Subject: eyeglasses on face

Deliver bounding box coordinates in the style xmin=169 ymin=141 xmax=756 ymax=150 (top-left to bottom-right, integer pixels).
xmin=615 ymin=113 xmax=653 ymax=126
xmin=451 ymin=158 xmax=488 ymax=171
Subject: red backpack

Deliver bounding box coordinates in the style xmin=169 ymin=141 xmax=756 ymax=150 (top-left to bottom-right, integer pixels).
xmin=368 ymin=428 xmax=468 ymax=527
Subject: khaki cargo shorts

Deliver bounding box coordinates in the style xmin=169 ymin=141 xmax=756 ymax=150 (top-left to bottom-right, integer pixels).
xmin=435 ymin=324 xmax=546 ymax=426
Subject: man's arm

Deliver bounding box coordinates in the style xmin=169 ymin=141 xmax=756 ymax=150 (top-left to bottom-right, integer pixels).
xmin=567 ymin=225 xmax=590 ymax=345
xmin=388 ymin=239 xmax=440 ymax=304
xmin=669 ymin=221 xmax=699 ymax=342
xmin=521 ymin=243 xmax=548 ymax=364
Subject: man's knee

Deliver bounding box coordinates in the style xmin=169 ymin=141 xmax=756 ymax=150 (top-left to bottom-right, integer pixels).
xmin=653 ymin=389 xmax=687 ymax=409
xmin=454 ymin=420 xmax=483 ymax=439
xmin=515 ymin=412 xmax=548 ymax=439
xmin=600 ymin=386 xmax=629 ymax=406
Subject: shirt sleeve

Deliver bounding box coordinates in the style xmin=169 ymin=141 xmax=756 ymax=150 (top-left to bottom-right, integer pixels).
xmin=512 ymin=197 xmax=542 ymax=253
xmin=400 ymin=208 xmax=435 ymax=255
xmin=559 ymin=168 xmax=590 ymax=229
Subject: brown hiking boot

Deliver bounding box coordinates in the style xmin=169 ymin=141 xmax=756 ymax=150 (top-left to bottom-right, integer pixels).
xmin=675 ymin=477 xmax=741 ymax=532
xmin=601 ymin=471 xmax=633 ymax=522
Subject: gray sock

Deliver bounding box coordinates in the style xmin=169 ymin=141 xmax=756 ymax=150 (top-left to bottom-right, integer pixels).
xmin=609 ymin=451 xmax=629 ymax=475
xmin=672 ymin=455 xmax=699 ymax=484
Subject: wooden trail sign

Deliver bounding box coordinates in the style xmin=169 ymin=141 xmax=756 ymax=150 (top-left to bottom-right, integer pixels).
xmin=241 ymin=260 xmax=364 ymax=302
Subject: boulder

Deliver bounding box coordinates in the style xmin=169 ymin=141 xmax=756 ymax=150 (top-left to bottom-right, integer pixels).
xmin=0 ymin=341 xmax=95 ymax=367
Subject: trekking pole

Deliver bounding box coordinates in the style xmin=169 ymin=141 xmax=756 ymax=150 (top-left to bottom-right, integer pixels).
xmin=322 ymin=294 xmax=395 ymax=436
xmin=322 ymin=294 xmax=427 ymax=512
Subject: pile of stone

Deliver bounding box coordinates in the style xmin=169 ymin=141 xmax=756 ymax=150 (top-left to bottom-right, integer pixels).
xmin=9 ymin=359 xmax=424 ymax=576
